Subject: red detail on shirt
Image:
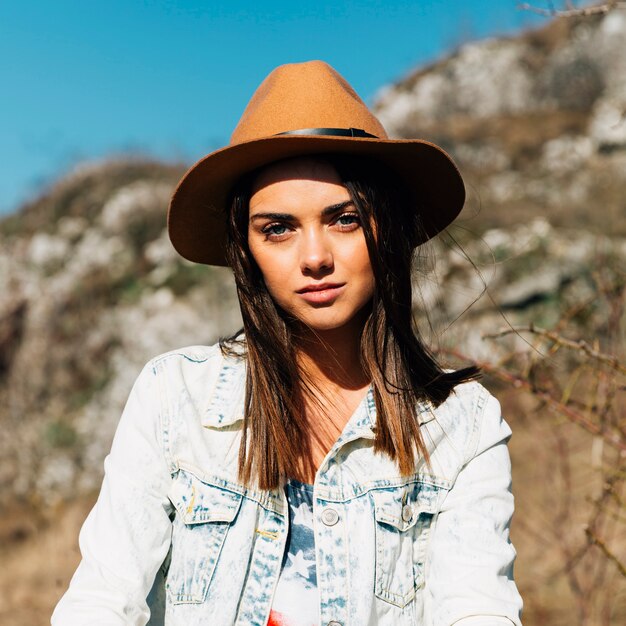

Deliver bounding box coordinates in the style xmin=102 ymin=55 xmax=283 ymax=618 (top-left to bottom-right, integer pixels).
xmin=268 ymin=610 xmax=290 ymax=626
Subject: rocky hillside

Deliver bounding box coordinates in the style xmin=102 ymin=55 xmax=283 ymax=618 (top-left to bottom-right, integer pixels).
xmin=0 ymin=160 xmax=242 ymax=507
xmin=375 ymin=10 xmax=626 ymax=237
xmin=0 ymin=10 xmax=624 ymax=513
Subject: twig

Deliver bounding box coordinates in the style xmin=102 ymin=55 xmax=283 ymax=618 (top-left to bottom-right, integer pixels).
xmin=585 ymin=526 xmax=626 ymax=577
xmin=441 ymin=348 xmax=626 ymax=452
xmin=518 ymin=1 xmax=626 ymax=17
xmin=483 ymin=324 xmax=626 ymax=375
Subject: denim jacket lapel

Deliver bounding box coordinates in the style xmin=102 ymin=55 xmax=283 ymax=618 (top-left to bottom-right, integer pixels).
xmin=201 ymin=353 xmax=437 ymax=432
xmin=202 ymin=354 xmax=246 ymax=428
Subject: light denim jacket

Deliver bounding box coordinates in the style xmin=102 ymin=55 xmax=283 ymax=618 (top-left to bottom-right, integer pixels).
xmin=52 ymin=344 xmax=523 ymax=626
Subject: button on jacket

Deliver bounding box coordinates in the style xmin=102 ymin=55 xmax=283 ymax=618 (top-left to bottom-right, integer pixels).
xmin=52 ymin=344 xmax=523 ymax=626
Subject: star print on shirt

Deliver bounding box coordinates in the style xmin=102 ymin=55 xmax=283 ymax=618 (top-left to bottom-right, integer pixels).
xmin=269 ymin=479 xmax=319 ymax=626
xmin=292 ymin=501 xmax=311 ymax=526
xmin=287 ymin=549 xmax=315 ymax=579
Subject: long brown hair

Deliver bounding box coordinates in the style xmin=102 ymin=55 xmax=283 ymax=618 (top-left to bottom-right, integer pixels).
xmin=221 ymin=154 xmax=480 ymax=490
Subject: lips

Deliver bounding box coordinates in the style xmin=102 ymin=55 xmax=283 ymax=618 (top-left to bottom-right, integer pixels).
xmin=296 ymin=282 xmax=346 ymax=304
xmin=296 ymin=282 xmax=345 ymax=294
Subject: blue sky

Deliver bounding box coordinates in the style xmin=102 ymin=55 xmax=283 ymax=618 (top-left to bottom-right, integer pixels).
xmin=0 ymin=1 xmax=548 ymax=214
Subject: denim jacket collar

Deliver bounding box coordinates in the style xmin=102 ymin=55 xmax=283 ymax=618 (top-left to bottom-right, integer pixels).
xmin=202 ymin=354 xmax=247 ymax=428
xmin=201 ymin=353 xmax=436 ymax=434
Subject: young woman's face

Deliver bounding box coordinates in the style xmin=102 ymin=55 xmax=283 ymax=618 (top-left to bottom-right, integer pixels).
xmin=247 ymin=157 xmax=375 ymax=333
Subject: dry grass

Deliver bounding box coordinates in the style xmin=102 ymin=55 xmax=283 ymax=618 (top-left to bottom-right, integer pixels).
xmin=0 ymin=496 xmax=95 ymax=623
xmin=501 ymin=384 xmax=626 ymax=625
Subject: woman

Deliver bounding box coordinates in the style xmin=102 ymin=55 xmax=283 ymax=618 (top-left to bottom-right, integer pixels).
xmin=53 ymin=61 xmax=523 ymax=625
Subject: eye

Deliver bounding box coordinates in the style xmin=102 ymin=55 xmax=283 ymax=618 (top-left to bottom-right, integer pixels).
xmin=334 ymin=212 xmax=361 ymax=230
xmin=261 ymin=222 xmax=290 ymax=240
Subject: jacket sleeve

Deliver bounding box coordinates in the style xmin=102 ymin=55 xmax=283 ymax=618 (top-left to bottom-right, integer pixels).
xmin=424 ymin=390 xmax=523 ymax=626
xmin=52 ymin=360 xmax=173 ymax=626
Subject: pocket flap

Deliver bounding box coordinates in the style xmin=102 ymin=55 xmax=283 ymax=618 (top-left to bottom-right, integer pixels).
xmin=168 ymin=470 xmax=243 ymax=525
xmin=372 ymin=484 xmax=440 ymax=531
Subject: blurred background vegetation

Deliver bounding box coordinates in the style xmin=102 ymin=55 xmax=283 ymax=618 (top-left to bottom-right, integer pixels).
xmin=0 ymin=3 xmax=624 ymax=624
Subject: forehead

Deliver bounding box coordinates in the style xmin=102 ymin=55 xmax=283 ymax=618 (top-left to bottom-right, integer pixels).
xmin=249 ymin=157 xmax=350 ymax=213
xmin=250 ymin=157 xmax=343 ymax=195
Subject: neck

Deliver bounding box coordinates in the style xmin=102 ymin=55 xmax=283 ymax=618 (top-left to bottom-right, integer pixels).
xmin=293 ymin=321 xmax=369 ymax=392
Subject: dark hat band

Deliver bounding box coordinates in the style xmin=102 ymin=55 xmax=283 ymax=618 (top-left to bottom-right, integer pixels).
xmin=276 ymin=127 xmax=378 ymax=138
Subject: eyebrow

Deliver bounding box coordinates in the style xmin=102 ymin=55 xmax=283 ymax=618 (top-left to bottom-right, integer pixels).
xmin=249 ymin=200 xmax=354 ymax=222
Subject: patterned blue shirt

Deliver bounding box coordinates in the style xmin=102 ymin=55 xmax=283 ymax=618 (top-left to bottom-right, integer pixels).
xmin=269 ymin=480 xmax=318 ymax=626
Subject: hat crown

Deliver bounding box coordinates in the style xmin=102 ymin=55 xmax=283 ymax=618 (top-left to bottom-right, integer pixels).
xmin=230 ymin=60 xmax=389 ymax=145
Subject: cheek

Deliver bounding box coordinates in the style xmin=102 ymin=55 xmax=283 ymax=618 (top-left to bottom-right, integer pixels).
xmin=350 ymin=240 xmax=375 ymax=284
xmin=247 ymin=241 xmax=290 ymax=298
xmin=261 ymin=267 xmax=288 ymax=300
xmin=360 ymin=268 xmax=376 ymax=303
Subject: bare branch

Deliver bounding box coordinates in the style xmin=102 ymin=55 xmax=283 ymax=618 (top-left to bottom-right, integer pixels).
xmin=441 ymin=348 xmax=626 ymax=451
xmin=518 ymin=1 xmax=626 ymax=17
xmin=483 ymin=325 xmax=626 ymax=376
xmin=585 ymin=526 xmax=626 ymax=577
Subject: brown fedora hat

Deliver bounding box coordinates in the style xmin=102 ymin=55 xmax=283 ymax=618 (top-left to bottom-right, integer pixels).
xmin=168 ymin=60 xmax=465 ymax=266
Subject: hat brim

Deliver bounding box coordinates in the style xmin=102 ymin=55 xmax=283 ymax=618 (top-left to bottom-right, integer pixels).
xmin=168 ymin=134 xmax=465 ymax=266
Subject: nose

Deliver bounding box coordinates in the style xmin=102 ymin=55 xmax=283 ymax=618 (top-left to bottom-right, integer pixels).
xmin=299 ymin=227 xmax=333 ymax=275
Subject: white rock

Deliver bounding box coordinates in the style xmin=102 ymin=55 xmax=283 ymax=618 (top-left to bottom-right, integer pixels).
xmin=57 ymin=216 xmax=88 ymax=241
xmin=590 ymin=98 xmax=626 ymax=146
xmin=404 ymin=73 xmax=450 ymax=119
xmin=453 ymin=40 xmax=534 ymax=118
xmin=144 ymin=228 xmax=178 ymax=266
xmin=35 ymin=454 xmax=76 ymax=502
xmin=601 ymin=9 xmax=626 ymax=37
xmin=376 ymin=39 xmax=536 ymax=129
xmin=499 ymin=265 xmax=564 ymax=308
xmin=375 ymin=89 xmax=423 ymax=136
xmin=100 ymin=181 xmax=171 ymax=234
xmin=482 ymin=228 xmax=512 ymax=252
xmin=142 ymin=286 xmax=175 ymax=310
xmin=541 ymin=135 xmax=595 ymax=174
xmin=486 ymin=172 xmax=523 ymax=204
xmin=27 ymin=232 xmax=70 ymax=268
xmin=453 ymin=143 xmax=511 ymax=171
xmin=65 ymin=228 xmax=130 ymax=279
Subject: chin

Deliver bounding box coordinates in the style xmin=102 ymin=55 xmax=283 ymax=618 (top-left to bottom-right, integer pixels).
xmin=307 ymin=321 xmax=347 ymax=332
xmin=298 ymin=313 xmax=362 ymax=334
xmin=281 ymin=301 xmax=371 ymax=335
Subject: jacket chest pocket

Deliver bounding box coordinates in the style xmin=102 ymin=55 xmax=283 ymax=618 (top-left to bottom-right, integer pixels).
xmin=371 ymin=482 xmax=444 ymax=608
xmin=166 ymin=470 xmax=243 ymax=604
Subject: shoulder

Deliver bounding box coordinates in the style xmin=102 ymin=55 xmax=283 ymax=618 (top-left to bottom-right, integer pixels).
xmin=425 ymin=380 xmax=511 ymax=473
xmin=436 ymin=379 xmax=493 ymax=418
xmin=127 ymin=343 xmax=242 ymax=403
xmin=142 ymin=342 xmax=245 ymax=380
xmin=149 ymin=343 xmax=223 ymax=367
xmin=137 ymin=342 xmax=247 ymax=424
